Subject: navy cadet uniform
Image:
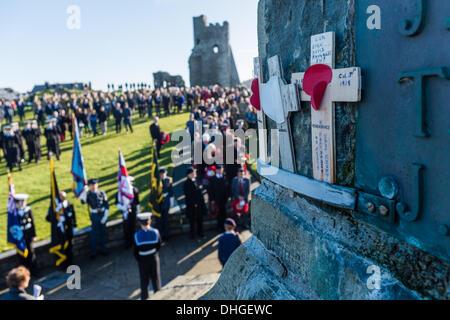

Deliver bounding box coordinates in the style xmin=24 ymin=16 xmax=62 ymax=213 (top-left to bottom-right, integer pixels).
xmin=11 ymin=123 xmax=25 ymax=163
xmin=0 ymin=125 xmax=4 ymax=163
xmin=45 ymin=199 xmax=77 ymax=266
xmin=134 ymin=213 xmax=162 ymax=300
xmin=3 ymin=125 xmax=23 ymax=171
xmin=156 ymin=168 xmax=174 ymax=241
xmin=32 ymin=120 xmax=42 ymax=162
xmin=82 ymin=179 xmax=110 ymax=257
xmin=44 ymin=118 xmax=60 ymax=160
xmin=15 ymin=194 xmax=38 ymax=274
xmin=22 ymin=121 xmax=40 ymax=164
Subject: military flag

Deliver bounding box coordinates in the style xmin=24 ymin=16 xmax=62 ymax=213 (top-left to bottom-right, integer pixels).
xmin=148 ymin=143 xmax=163 ymax=217
xmin=48 ymin=158 xmax=69 ymax=266
xmin=117 ymin=150 xmax=134 ymax=217
xmin=6 ymin=173 xmax=29 ymax=257
xmin=70 ymin=116 xmax=88 ymax=201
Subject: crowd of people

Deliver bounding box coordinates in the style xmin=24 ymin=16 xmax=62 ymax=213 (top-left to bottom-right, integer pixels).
xmin=1 ymin=84 xmax=258 ymax=300
xmin=0 ymin=85 xmax=258 ymax=172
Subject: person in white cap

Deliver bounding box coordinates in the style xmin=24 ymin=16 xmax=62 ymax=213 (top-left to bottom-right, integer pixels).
xmin=11 ymin=122 xmax=25 ymax=164
xmin=3 ymin=125 xmax=23 ymax=171
xmin=133 ymin=212 xmax=161 ymax=300
xmin=44 ymin=118 xmax=60 ymax=160
xmin=14 ymin=194 xmax=38 ymax=274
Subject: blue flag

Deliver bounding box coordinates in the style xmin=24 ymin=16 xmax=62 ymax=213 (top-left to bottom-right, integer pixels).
xmin=7 ymin=174 xmax=29 ymax=257
xmin=70 ymin=116 xmax=88 ymax=199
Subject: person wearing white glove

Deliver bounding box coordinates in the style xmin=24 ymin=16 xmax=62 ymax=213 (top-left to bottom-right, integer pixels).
xmin=116 ymin=176 xmax=141 ymax=249
xmin=46 ymin=191 xmax=78 ymax=266
xmin=157 ymin=168 xmax=174 ymax=242
xmin=82 ymin=179 xmax=110 ymax=258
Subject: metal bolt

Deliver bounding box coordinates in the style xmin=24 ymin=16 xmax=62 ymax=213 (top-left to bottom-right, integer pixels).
xmin=379 ymin=205 xmax=389 ymax=216
xmin=396 ymin=202 xmax=407 ymax=214
xmin=438 ymin=225 xmax=449 ymax=236
xmin=378 ymin=176 xmax=399 ymax=200
xmin=366 ymin=202 xmax=375 ymax=213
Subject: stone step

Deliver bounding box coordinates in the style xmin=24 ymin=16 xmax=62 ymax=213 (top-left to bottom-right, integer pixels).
xmin=150 ymin=273 xmax=220 ymax=300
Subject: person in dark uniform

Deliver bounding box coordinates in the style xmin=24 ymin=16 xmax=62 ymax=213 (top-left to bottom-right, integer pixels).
xmin=150 ymin=117 xmax=162 ymax=158
xmin=133 ymin=213 xmax=162 ymax=300
xmin=152 ymin=91 xmax=161 ymax=118
xmin=208 ymin=165 xmax=229 ymax=232
xmin=46 ymin=191 xmax=77 ymax=267
xmin=145 ymin=94 xmax=153 ymax=118
xmin=11 ymin=122 xmax=25 ymax=164
xmin=225 ymin=137 xmax=241 ymax=190
xmin=3 ymin=125 xmax=23 ymax=171
xmin=14 ymin=194 xmax=38 ymax=274
xmin=31 ymin=120 xmax=42 ymax=163
xmin=60 ymin=191 xmax=77 ymax=266
xmin=162 ymin=91 xmax=171 ymax=117
xmin=34 ymin=105 xmax=46 ymax=127
xmin=122 ymin=103 xmax=133 ymax=133
xmin=82 ymin=179 xmax=110 ymax=258
xmin=113 ymin=103 xmax=123 ymax=134
xmin=137 ymin=94 xmax=146 ymax=118
xmin=116 ymin=176 xmax=140 ymax=249
xmin=44 ymin=118 xmax=60 ymax=160
xmin=22 ymin=121 xmax=38 ymax=164
xmin=156 ymin=168 xmax=174 ymax=242
xmin=218 ymin=218 xmax=241 ymax=267
xmin=183 ymin=167 xmax=206 ymax=239
xmin=0 ymin=123 xmax=4 ymax=163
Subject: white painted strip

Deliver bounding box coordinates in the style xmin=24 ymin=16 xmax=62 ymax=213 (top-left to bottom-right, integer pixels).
xmin=257 ymin=159 xmax=356 ymax=209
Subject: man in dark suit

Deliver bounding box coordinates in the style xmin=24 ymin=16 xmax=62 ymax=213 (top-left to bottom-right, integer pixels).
xmin=208 ymin=165 xmax=229 ymax=232
xmin=231 ymin=168 xmax=251 ymax=229
xmin=150 ymin=117 xmax=162 ymax=158
xmin=183 ymin=167 xmax=206 ymax=239
xmin=231 ymin=168 xmax=250 ymax=202
xmin=157 ymin=168 xmax=174 ymax=242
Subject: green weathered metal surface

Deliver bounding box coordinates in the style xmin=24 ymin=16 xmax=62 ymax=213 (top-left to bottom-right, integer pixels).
xmin=355 ymin=0 xmax=450 ymax=261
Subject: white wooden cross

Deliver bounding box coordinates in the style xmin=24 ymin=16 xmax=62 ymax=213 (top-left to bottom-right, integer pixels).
xmin=292 ymin=31 xmax=362 ymax=184
xmin=254 ymin=56 xmax=301 ymax=173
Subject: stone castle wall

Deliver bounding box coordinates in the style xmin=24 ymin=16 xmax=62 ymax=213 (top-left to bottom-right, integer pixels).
xmin=189 ymin=15 xmax=240 ymax=88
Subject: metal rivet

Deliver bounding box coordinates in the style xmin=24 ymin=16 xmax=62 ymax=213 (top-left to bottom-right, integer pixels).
xmin=366 ymin=202 xmax=375 ymax=213
xmin=379 ymin=205 xmax=389 ymax=216
xmin=378 ymin=176 xmax=399 ymax=200
xmin=396 ymin=202 xmax=407 ymax=214
xmin=438 ymin=225 xmax=449 ymax=236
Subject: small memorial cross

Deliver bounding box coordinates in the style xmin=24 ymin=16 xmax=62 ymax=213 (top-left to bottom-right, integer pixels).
xmin=253 ymin=56 xmax=301 ymax=173
xmin=292 ymin=31 xmax=362 ymax=183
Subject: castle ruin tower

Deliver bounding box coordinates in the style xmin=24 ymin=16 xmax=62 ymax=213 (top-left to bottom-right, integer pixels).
xmin=189 ymin=15 xmax=240 ymax=87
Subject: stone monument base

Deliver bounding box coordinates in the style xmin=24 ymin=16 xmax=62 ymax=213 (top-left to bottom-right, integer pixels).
xmin=202 ymin=181 xmax=434 ymax=300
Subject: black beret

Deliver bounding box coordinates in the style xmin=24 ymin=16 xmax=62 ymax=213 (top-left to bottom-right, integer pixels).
xmin=88 ymin=178 xmax=99 ymax=185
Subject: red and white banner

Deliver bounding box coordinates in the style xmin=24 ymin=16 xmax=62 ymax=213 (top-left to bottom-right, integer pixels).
xmin=117 ymin=151 xmax=134 ymax=213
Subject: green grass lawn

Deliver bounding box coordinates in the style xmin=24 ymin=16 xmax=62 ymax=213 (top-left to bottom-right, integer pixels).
xmin=0 ymin=112 xmax=189 ymax=252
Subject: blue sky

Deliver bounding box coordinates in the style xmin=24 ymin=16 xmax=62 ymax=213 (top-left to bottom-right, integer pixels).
xmin=0 ymin=0 xmax=258 ymax=92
